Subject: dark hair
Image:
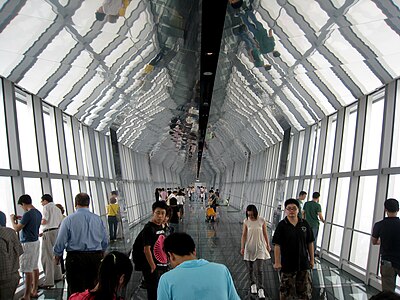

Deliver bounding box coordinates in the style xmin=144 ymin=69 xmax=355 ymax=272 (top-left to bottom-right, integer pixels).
xmin=95 ymin=11 xmax=106 ymax=21
xmin=111 ymin=191 xmax=119 ymax=196
xmin=245 ymin=205 xmax=258 ymax=219
xmin=55 ymin=204 xmax=65 ymax=215
xmin=41 ymin=194 xmax=53 ymax=202
xmin=91 ymin=251 xmax=133 ymax=300
xmin=385 ymin=198 xmax=399 ymax=213
xmin=299 ymin=191 xmax=307 ymax=196
xmin=164 ymin=232 xmax=195 ymax=256
xmin=0 ymin=211 xmax=6 ymax=227
xmin=75 ymin=193 xmax=90 ymax=207
xmin=285 ymin=198 xmax=300 ymax=210
xmin=18 ymin=194 xmax=32 ymax=205
xmin=369 ymin=291 xmax=400 ymax=300
xmin=209 ymin=190 xmax=214 ymax=193
xmin=169 ymin=197 xmax=177 ymax=206
xmin=312 ymin=192 xmax=320 ymax=199
xmin=152 ymin=201 xmax=168 ymax=212
xmin=230 ymin=0 xmax=243 ymax=9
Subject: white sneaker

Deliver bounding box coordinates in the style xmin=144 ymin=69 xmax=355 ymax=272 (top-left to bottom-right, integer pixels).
xmin=258 ymin=288 xmax=265 ymax=299
xmin=250 ymin=284 xmax=257 ymax=294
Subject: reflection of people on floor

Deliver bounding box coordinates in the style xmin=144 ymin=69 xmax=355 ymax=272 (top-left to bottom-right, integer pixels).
xmin=95 ymin=0 xmax=131 ymax=24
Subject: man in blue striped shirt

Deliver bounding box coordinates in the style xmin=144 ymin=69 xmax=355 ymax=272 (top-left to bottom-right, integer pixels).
xmin=54 ymin=193 xmax=108 ymax=298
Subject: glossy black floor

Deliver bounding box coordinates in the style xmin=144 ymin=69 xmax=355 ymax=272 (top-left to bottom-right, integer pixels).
xmin=17 ymin=202 xmax=380 ymax=300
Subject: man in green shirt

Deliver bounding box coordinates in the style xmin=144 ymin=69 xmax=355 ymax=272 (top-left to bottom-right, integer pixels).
xmin=303 ymin=192 xmax=325 ymax=256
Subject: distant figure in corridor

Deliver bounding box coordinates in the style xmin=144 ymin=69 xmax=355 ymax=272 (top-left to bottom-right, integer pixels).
xmin=272 ymin=198 xmax=314 ymax=300
xmin=69 ymin=251 xmax=133 ymax=300
xmin=157 ymin=232 xmax=240 ymax=300
xmin=240 ymin=205 xmax=271 ymax=299
xmin=296 ymin=191 xmax=307 ymax=219
xmin=302 ymin=192 xmax=325 ymax=256
xmin=107 ymin=196 xmax=120 ymax=242
xmin=371 ymin=198 xmax=400 ymax=293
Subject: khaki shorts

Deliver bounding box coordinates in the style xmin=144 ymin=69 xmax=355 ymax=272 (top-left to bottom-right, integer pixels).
xmin=20 ymin=240 xmax=40 ymax=273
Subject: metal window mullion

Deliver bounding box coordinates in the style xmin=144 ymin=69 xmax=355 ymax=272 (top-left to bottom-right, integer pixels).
xmin=315 ymin=118 xmax=328 ymax=177
xmin=32 ymin=94 xmax=51 ymax=193
xmin=71 ymin=117 xmax=85 ymax=191
xmin=3 ymin=79 xmax=24 ymax=204
xmin=340 ymin=95 xmax=367 ymax=269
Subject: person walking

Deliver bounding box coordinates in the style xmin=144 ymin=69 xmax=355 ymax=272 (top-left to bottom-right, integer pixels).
xmin=240 ymin=205 xmax=271 ymax=299
xmin=272 ymin=198 xmax=314 ymax=300
xmin=302 ymin=192 xmax=325 ymax=256
xmin=107 ymin=197 xmax=120 ymax=242
xmin=371 ymin=198 xmax=400 ymax=292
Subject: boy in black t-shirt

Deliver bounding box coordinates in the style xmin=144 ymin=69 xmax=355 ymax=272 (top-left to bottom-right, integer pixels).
xmin=371 ymin=198 xmax=400 ymax=292
xmin=142 ymin=201 xmax=168 ymax=300
xmin=272 ymin=198 xmax=314 ymax=300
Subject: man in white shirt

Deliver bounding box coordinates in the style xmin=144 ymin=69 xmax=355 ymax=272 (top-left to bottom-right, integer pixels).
xmin=39 ymin=194 xmax=64 ymax=288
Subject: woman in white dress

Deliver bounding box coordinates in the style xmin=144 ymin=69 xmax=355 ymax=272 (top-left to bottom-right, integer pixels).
xmin=240 ymin=205 xmax=271 ymax=299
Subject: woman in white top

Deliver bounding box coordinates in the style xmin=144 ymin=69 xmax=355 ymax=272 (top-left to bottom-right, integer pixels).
xmin=240 ymin=205 xmax=271 ymax=299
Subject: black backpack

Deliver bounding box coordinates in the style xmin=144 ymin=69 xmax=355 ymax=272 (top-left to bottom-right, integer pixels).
xmin=131 ymin=229 xmax=149 ymax=271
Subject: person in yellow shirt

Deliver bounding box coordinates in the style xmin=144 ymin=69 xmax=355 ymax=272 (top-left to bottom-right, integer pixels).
xmin=107 ymin=197 xmax=120 ymax=242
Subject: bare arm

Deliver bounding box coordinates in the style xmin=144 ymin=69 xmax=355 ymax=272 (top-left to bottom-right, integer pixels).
xmin=41 ymin=218 xmax=48 ymax=225
xmin=273 ymin=244 xmax=281 ymax=270
xmin=144 ymin=245 xmax=156 ymax=273
xmin=318 ymin=212 xmax=325 ymax=223
xmin=262 ymin=222 xmax=271 ymax=252
xmin=240 ymin=223 xmax=248 ymax=256
xmin=308 ymin=243 xmax=314 ymax=269
xmin=371 ymin=237 xmax=380 ymax=245
xmin=10 ymin=215 xmax=24 ymax=232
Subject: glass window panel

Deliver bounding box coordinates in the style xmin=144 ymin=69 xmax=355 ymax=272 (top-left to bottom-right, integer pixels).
xmin=295 ymin=132 xmax=304 ymax=176
xmin=323 ymin=116 xmax=337 ymax=174
xmin=333 ymin=177 xmax=350 ymax=226
xmin=354 ymin=176 xmax=377 ymax=233
xmin=23 ymin=178 xmax=43 ymax=209
xmin=0 ymin=81 xmax=9 ymax=169
xmin=95 ymin=132 xmax=103 ymax=177
xmin=387 ymin=175 xmax=400 ymax=201
xmin=63 ymin=115 xmax=77 ymax=175
xmin=329 ymin=225 xmax=343 ymax=257
xmin=0 ymin=177 xmax=15 ymax=227
xmin=79 ymin=125 xmax=89 ymax=176
xmin=16 ymin=92 xmax=39 ymax=171
xmin=305 ymin=125 xmax=317 ymax=175
xmin=89 ymin=181 xmax=99 ymax=215
xmin=391 ymin=82 xmax=400 ymax=167
xmin=70 ymin=179 xmax=80 ymax=212
xmin=312 ymin=124 xmax=321 ymax=175
xmin=349 ymin=231 xmax=370 ymax=270
xmin=50 ymin=179 xmax=65 ymax=206
xmin=43 ymin=104 xmax=61 ymax=173
xmin=317 ymin=178 xmax=330 ymax=248
xmin=361 ymin=91 xmax=384 ymax=170
xmin=340 ymin=104 xmax=357 ymax=172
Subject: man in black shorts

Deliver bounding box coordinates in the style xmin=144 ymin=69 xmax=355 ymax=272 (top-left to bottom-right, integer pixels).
xmin=272 ymin=198 xmax=314 ymax=299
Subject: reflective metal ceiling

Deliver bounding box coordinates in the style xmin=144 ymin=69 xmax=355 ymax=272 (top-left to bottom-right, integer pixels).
xmin=1 ymin=0 xmax=400 ymax=180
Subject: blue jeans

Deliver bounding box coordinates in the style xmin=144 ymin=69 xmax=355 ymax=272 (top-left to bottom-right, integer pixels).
xmin=108 ymin=216 xmax=118 ymax=240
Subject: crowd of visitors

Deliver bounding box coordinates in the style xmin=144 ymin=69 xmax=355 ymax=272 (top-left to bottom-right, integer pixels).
xmin=1 ymin=186 xmax=399 ymax=300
